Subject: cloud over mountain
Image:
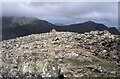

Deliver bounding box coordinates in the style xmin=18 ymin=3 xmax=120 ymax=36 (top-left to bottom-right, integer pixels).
xmin=2 ymin=2 xmax=118 ymax=28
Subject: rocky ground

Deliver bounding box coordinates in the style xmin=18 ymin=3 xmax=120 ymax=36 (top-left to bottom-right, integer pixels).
xmin=0 ymin=29 xmax=120 ymax=78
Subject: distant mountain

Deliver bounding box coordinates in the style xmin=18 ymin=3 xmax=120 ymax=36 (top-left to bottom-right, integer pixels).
xmin=54 ymin=23 xmax=65 ymax=26
xmin=2 ymin=17 xmax=120 ymax=40
xmin=61 ymin=21 xmax=119 ymax=34
xmin=2 ymin=17 xmax=56 ymax=40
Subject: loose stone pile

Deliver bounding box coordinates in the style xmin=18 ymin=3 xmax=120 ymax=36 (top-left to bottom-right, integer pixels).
xmin=0 ymin=29 xmax=120 ymax=78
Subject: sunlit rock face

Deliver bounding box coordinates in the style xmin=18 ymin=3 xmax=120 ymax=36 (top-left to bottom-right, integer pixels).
xmin=0 ymin=30 xmax=120 ymax=78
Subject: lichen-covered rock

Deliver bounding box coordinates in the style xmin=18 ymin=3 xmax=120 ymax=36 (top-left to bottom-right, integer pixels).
xmin=0 ymin=30 xmax=119 ymax=78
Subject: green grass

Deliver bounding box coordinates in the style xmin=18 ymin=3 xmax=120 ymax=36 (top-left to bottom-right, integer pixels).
xmin=92 ymin=59 xmax=116 ymax=70
xmin=64 ymin=58 xmax=116 ymax=70
xmin=65 ymin=58 xmax=91 ymax=66
xmin=83 ymin=70 xmax=100 ymax=77
xmin=99 ymin=60 xmax=116 ymax=70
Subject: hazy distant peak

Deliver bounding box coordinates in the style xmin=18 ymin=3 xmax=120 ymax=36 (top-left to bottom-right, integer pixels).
xmin=84 ymin=20 xmax=95 ymax=23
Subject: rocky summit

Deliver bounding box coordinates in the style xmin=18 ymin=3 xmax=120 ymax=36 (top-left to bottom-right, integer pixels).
xmin=0 ymin=29 xmax=120 ymax=78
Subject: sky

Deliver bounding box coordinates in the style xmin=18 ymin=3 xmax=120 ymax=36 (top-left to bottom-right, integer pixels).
xmin=1 ymin=1 xmax=119 ymax=28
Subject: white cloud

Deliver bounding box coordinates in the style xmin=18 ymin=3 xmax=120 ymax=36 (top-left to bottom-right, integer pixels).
xmin=1 ymin=0 xmax=119 ymax=2
xmin=2 ymin=2 xmax=118 ymax=28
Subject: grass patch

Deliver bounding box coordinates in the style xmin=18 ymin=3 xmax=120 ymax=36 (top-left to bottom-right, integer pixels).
xmin=92 ymin=59 xmax=116 ymax=70
xmin=99 ymin=60 xmax=116 ymax=70
xmin=84 ymin=70 xmax=99 ymax=77
xmin=67 ymin=58 xmax=117 ymax=70
xmin=65 ymin=58 xmax=91 ymax=66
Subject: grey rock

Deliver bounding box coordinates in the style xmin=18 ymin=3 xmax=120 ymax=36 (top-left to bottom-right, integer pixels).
xmin=0 ymin=30 xmax=119 ymax=78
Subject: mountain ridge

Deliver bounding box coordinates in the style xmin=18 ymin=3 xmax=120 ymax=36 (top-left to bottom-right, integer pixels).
xmin=2 ymin=16 xmax=120 ymax=40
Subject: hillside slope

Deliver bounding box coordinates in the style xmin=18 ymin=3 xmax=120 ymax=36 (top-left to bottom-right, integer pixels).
xmin=0 ymin=30 xmax=120 ymax=78
xmin=2 ymin=17 xmax=56 ymax=40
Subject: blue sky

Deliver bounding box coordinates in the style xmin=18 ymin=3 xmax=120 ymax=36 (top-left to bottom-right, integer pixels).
xmin=2 ymin=2 xmax=118 ymax=28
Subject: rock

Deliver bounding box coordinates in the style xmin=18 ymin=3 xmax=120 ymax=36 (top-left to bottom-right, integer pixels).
xmin=51 ymin=29 xmax=57 ymax=33
xmin=98 ymin=50 xmax=109 ymax=58
xmin=90 ymin=30 xmax=104 ymax=35
xmin=110 ymin=71 xmax=117 ymax=75
xmin=85 ymin=65 xmax=107 ymax=73
xmin=0 ymin=30 xmax=119 ymax=78
xmin=100 ymin=40 xmax=113 ymax=47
